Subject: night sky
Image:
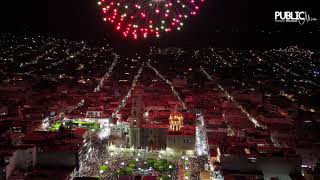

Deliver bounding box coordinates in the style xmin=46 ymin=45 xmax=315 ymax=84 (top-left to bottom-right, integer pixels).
xmin=1 ymin=0 xmax=319 ymax=51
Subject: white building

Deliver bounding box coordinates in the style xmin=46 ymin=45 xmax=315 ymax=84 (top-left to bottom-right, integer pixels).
xmin=86 ymin=107 xmax=104 ymax=118
xmin=111 ymin=122 xmax=130 ymax=137
xmin=166 ymin=132 xmax=195 ymax=156
xmin=1 ymin=145 xmax=36 ymax=179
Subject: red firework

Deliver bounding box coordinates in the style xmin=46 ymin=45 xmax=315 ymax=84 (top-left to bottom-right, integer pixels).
xmin=97 ymin=0 xmax=205 ymax=39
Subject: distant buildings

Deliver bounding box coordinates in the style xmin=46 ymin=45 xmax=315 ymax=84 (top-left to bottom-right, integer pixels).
xmin=1 ymin=35 xmax=319 ymax=179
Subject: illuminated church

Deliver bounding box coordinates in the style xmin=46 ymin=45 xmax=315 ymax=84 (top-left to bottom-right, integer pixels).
xmin=128 ymin=87 xmax=195 ymax=154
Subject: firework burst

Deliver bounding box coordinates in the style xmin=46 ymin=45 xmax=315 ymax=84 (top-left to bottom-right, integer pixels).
xmin=97 ymin=0 xmax=205 ymax=39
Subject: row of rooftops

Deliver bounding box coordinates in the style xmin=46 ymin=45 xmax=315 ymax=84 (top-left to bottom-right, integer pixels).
xmin=206 ymin=127 xmax=299 ymax=159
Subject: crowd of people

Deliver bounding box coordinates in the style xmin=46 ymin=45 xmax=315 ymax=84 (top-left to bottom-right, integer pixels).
xmin=76 ymin=134 xmax=187 ymax=179
xmin=189 ymin=155 xmax=208 ymax=180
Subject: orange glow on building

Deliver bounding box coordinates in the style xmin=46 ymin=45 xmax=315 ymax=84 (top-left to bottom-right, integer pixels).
xmin=169 ymin=113 xmax=184 ymax=131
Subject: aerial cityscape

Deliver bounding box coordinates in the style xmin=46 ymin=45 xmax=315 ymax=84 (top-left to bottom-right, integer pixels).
xmin=0 ymin=0 xmax=319 ymax=180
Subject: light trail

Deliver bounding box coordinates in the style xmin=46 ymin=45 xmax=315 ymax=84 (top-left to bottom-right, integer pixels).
xmin=195 ymin=113 xmax=209 ymax=156
xmin=69 ymin=53 xmax=120 ymax=113
xmin=48 ymin=42 xmax=90 ymax=69
xmin=111 ymin=62 xmax=145 ymax=118
xmin=201 ymin=66 xmax=266 ymax=129
xmin=94 ymin=54 xmax=119 ymax=92
xmin=261 ymin=52 xmax=318 ymax=112
xmin=20 ymin=45 xmax=60 ymax=68
xmin=39 ymin=53 xmax=120 ymax=131
xmin=76 ymin=62 xmax=145 ymax=177
xmin=264 ymin=52 xmax=320 ymax=87
xmin=147 ymin=62 xmax=187 ymax=110
xmin=209 ymin=48 xmax=232 ymax=68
